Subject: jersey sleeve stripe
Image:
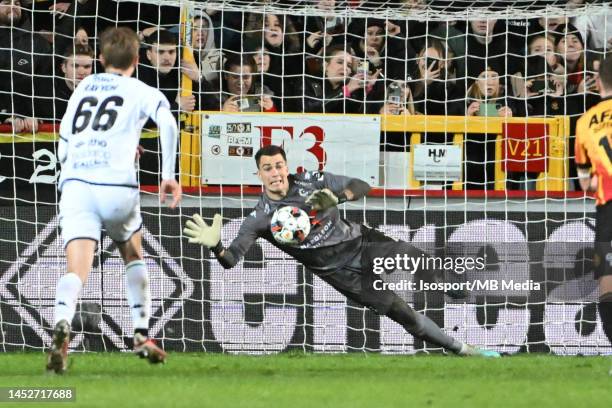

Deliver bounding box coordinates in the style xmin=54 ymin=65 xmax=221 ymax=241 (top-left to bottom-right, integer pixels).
xmin=153 ymin=100 xmax=163 ymax=121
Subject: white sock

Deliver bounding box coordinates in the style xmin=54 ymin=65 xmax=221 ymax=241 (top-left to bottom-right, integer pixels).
xmin=125 ymin=260 xmax=150 ymax=332
xmin=54 ymin=272 xmax=83 ymax=326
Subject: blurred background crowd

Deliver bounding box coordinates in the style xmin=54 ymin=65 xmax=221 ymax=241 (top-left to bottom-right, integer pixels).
xmin=0 ymin=0 xmax=609 ymax=189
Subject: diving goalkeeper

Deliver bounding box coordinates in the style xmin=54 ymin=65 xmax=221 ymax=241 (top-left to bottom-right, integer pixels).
xmin=184 ymin=145 xmax=499 ymax=357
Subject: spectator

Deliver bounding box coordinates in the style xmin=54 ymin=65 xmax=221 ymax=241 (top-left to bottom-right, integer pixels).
xmin=411 ymin=38 xmax=461 ymax=116
xmin=453 ymin=14 xmax=563 ymax=80
xmin=55 ymin=18 xmax=91 ymax=55
xmin=0 ymin=0 xmax=53 ymax=132
xmin=556 ymin=24 xmax=586 ymax=188
xmin=394 ymin=0 xmax=429 ymax=52
xmin=519 ymin=55 xmax=574 ymax=116
xmin=528 ymin=34 xmax=564 ymax=74
xmin=249 ymin=41 xmax=270 ymax=76
xmin=377 ymin=79 xmax=417 ymax=115
xmin=512 ymin=35 xmax=565 ymax=98
xmin=458 ymin=19 xmax=521 ymax=92
xmin=300 ymin=44 xmax=379 ymax=114
xmin=244 ymin=12 xmax=302 ymax=111
xmin=461 ymin=66 xmax=523 ymax=190
xmin=348 ymin=18 xmax=416 ymax=84
xmin=205 ymin=8 xmax=243 ymax=52
xmin=350 ymin=19 xmax=386 ymax=73
xmin=244 ymin=39 xmax=284 ymax=111
xmin=53 ymin=44 xmax=94 ymax=120
xmin=135 ymin=28 xmax=188 ymax=186
xmin=302 ymin=0 xmax=348 ymax=57
xmin=138 ymin=29 xmax=205 ymax=117
xmin=577 ymin=49 xmax=603 ymax=110
xmin=572 ymin=2 xmax=612 ymax=51
xmin=191 ymin=13 xmax=222 ymax=84
xmin=464 ymin=68 xmax=519 ymax=118
xmin=501 ymin=15 xmax=565 ymax=45
xmin=431 ymin=21 xmax=466 ymax=76
xmin=535 ymin=16 xmax=567 ymax=34
xmin=220 ymin=53 xmax=277 ymax=113
xmin=518 ymin=53 xmax=583 ymax=190
xmin=554 ymin=23 xmax=586 ymax=94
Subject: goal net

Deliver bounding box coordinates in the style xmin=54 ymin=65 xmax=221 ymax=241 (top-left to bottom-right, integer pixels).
xmin=0 ymin=0 xmax=610 ymax=355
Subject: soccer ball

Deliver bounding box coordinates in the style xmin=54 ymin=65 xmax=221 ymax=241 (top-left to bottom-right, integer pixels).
xmin=270 ymin=206 xmax=311 ymax=246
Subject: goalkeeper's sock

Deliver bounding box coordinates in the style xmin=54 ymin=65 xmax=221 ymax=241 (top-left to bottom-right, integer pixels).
xmin=409 ymin=312 xmax=463 ymax=353
xmin=54 ymin=272 xmax=83 ymax=326
xmin=388 ymin=298 xmax=462 ymax=352
xmin=599 ymin=294 xmax=612 ymax=345
xmin=125 ymin=260 xmax=151 ymax=332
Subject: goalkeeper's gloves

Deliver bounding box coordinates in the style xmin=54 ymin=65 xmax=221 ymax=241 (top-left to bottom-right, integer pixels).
xmin=184 ymin=213 xmax=223 ymax=254
xmin=305 ymin=188 xmax=347 ymax=211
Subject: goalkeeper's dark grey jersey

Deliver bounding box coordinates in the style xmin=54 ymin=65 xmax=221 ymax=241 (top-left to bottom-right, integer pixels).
xmin=225 ymin=171 xmax=363 ymax=272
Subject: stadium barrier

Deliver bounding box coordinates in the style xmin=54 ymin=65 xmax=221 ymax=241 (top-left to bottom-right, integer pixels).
xmin=179 ymin=113 xmax=571 ymax=191
xmin=0 ymin=114 xmax=570 ymax=193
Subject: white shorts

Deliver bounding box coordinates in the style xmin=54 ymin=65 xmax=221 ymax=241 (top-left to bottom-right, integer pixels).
xmin=59 ymin=180 xmax=142 ymax=247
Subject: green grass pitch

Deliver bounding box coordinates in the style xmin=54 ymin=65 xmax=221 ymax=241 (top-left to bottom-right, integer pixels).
xmin=0 ymin=353 xmax=610 ymax=407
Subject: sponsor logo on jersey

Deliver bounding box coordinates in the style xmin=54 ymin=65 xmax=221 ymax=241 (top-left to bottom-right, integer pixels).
xmin=211 ymin=145 xmax=221 ymax=155
xmin=588 ymin=109 xmax=612 ymax=128
xmin=228 ymin=145 xmax=253 ymax=157
xmin=293 ymin=179 xmax=311 ymax=187
xmin=208 ymin=125 xmax=221 ymax=138
xmin=17 ymin=58 xmax=29 ymax=66
xmin=226 ymin=122 xmax=252 ymax=134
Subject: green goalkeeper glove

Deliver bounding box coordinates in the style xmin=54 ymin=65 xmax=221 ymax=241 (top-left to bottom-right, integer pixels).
xmin=184 ymin=213 xmax=222 ymax=248
xmin=306 ymin=188 xmax=346 ymax=211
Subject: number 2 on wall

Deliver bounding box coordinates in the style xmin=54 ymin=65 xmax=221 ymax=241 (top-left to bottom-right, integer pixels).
xmin=0 ymin=149 xmax=59 ymax=184
xmin=29 ymin=149 xmax=59 ymax=184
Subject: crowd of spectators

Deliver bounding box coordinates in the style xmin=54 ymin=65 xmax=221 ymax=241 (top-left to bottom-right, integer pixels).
xmin=0 ymin=0 xmax=610 ymax=189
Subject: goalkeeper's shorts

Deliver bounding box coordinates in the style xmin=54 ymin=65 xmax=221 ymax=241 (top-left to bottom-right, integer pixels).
xmin=314 ymin=225 xmax=409 ymax=315
xmin=595 ymin=201 xmax=612 ymax=279
xmin=59 ymin=180 xmax=142 ymax=248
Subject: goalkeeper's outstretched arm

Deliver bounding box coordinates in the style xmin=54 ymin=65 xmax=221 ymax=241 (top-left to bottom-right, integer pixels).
xmin=183 ymin=213 xmax=258 ymax=269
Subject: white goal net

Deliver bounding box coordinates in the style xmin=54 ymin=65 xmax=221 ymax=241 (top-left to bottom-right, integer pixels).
xmin=0 ymin=0 xmax=610 ymax=355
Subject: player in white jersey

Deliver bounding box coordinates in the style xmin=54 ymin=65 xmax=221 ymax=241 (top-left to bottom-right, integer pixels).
xmin=47 ymin=27 xmax=182 ymax=374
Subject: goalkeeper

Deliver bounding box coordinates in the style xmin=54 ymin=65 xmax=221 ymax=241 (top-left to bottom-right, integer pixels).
xmin=184 ymin=145 xmax=499 ymax=357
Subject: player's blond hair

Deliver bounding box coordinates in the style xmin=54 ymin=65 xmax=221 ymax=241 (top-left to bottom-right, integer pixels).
xmin=100 ymin=27 xmax=139 ymax=70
